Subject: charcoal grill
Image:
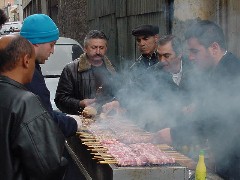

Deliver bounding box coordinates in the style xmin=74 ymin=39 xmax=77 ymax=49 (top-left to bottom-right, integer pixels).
xmin=66 ymin=136 xmax=189 ymax=180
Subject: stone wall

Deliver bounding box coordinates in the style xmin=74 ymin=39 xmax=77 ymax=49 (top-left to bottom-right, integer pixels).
xmin=57 ymin=0 xmax=88 ymax=45
xmin=172 ymin=0 xmax=218 ymax=40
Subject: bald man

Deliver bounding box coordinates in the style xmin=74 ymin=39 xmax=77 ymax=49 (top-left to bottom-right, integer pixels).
xmin=0 ymin=35 xmax=67 ymax=180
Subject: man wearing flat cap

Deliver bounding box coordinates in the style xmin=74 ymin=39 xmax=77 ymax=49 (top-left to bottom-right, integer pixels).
xmin=112 ymin=25 xmax=160 ymax=126
xmin=125 ymin=24 xmax=160 ymax=97
xmin=130 ymin=24 xmax=159 ymax=70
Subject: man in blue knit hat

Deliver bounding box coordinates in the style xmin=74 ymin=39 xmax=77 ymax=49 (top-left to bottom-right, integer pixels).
xmin=20 ymin=14 xmax=81 ymax=137
xmin=20 ymin=14 xmax=84 ymax=180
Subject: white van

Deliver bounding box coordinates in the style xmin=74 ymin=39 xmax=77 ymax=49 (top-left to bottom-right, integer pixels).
xmin=41 ymin=37 xmax=83 ymax=110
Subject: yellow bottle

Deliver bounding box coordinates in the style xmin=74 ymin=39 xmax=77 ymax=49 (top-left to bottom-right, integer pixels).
xmin=195 ymin=150 xmax=207 ymax=180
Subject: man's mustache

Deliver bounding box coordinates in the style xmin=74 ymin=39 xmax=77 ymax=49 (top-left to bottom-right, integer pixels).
xmin=94 ymin=54 xmax=103 ymax=58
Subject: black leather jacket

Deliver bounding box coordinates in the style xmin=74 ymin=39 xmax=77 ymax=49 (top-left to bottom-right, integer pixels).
xmin=25 ymin=63 xmax=77 ymax=137
xmin=130 ymin=51 xmax=158 ymax=70
xmin=0 ymin=76 xmax=67 ymax=180
xmin=55 ymin=53 xmax=116 ymax=115
xmin=128 ymin=51 xmax=158 ymax=85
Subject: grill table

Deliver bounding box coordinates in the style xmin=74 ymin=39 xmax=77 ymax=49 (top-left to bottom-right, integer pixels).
xmin=66 ymin=136 xmax=189 ymax=180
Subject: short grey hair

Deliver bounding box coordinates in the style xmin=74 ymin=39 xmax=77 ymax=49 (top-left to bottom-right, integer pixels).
xmin=158 ymin=34 xmax=183 ymax=55
xmin=83 ymin=30 xmax=108 ymax=47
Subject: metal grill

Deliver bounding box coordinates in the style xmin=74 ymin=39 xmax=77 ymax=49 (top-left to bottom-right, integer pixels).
xmin=66 ymin=135 xmax=190 ymax=180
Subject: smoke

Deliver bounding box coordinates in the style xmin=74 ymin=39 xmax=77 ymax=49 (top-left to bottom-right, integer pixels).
xmin=91 ymin=19 xmax=240 ymax=177
xmin=112 ymin=59 xmax=195 ymax=132
xmin=108 ymin=50 xmax=240 ymax=171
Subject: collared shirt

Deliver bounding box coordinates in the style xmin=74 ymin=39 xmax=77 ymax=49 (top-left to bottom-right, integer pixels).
xmin=171 ymin=60 xmax=182 ymax=86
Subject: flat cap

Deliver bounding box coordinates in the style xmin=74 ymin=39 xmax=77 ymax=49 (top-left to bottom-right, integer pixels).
xmin=132 ymin=24 xmax=159 ymax=36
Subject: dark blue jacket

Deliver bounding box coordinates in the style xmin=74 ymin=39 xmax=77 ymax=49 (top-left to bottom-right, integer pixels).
xmin=25 ymin=63 xmax=77 ymax=137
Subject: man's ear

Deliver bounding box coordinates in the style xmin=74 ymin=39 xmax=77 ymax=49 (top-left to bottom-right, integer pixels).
xmin=22 ymin=54 xmax=30 ymax=68
xmin=154 ymin=34 xmax=159 ymax=42
xmin=83 ymin=46 xmax=87 ymax=53
xmin=209 ymin=42 xmax=220 ymax=55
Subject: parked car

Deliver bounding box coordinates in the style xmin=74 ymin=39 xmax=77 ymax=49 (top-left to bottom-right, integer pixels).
xmin=0 ymin=21 xmax=22 ymax=35
xmin=40 ymin=37 xmax=83 ymax=110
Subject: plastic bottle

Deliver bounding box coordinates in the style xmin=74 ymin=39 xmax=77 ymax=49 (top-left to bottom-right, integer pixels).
xmin=195 ymin=150 xmax=207 ymax=180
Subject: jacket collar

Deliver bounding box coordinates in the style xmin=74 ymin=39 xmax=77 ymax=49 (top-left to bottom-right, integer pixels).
xmin=78 ymin=53 xmax=116 ymax=74
xmin=0 ymin=75 xmax=27 ymax=90
xmin=141 ymin=50 xmax=158 ymax=59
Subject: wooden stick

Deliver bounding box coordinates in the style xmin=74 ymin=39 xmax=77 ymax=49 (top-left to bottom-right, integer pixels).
xmin=79 ymin=132 xmax=93 ymax=135
xmin=92 ymin=156 xmax=114 ymax=160
xmin=93 ymin=156 xmax=115 ymax=160
xmin=87 ymin=145 xmax=105 ymax=148
xmin=84 ymin=144 xmax=102 ymax=147
xmin=79 ymin=134 xmax=94 ymax=137
xmin=175 ymin=158 xmax=193 ymax=161
xmin=80 ymin=134 xmax=95 ymax=138
xmin=88 ymin=148 xmax=108 ymax=151
xmin=163 ymin=150 xmax=178 ymax=153
xmin=92 ymin=157 xmax=103 ymax=160
xmin=77 ymin=131 xmax=91 ymax=134
xmin=164 ymin=152 xmax=180 ymax=154
xmin=165 ymin=153 xmax=186 ymax=156
xmin=98 ymin=160 xmax=117 ymax=164
xmin=84 ymin=144 xmax=102 ymax=146
xmin=83 ymin=141 xmax=100 ymax=143
xmin=91 ymin=152 xmax=112 ymax=157
xmin=81 ymin=138 xmax=97 ymax=142
xmin=93 ymin=153 xmax=113 ymax=157
xmin=82 ymin=142 xmax=101 ymax=145
xmin=87 ymin=146 xmax=106 ymax=149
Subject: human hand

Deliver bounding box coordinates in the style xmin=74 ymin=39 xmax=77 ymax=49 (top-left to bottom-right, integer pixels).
xmin=153 ymin=128 xmax=172 ymax=145
xmin=82 ymin=106 xmax=97 ymax=118
xmin=102 ymin=100 xmax=120 ymax=113
xmin=80 ymin=98 xmax=96 ymax=107
xmin=101 ymin=100 xmax=126 ymax=117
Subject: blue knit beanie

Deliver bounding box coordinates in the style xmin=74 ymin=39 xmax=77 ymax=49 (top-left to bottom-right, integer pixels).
xmin=20 ymin=14 xmax=59 ymax=44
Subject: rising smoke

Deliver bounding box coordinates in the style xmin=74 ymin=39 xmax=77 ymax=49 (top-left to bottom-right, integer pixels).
xmin=104 ymin=22 xmax=240 ymax=176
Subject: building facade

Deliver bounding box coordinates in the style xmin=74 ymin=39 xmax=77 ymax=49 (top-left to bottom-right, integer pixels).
xmin=21 ymin=0 xmax=240 ymax=69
